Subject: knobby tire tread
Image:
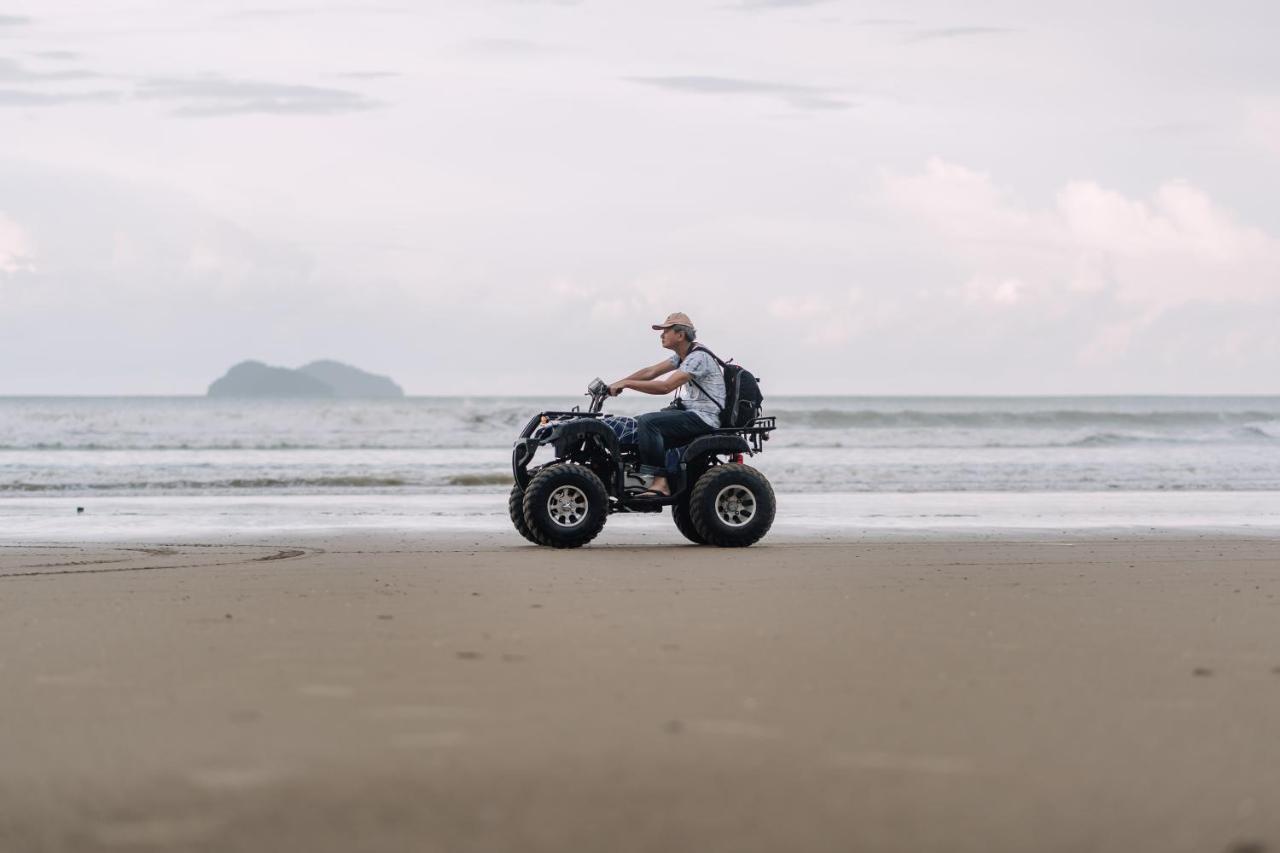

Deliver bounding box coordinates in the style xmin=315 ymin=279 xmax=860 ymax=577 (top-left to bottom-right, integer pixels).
xmin=522 ymin=464 xmax=608 ymax=549
xmin=671 ymin=498 xmax=706 ymax=544
xmin=688 ymin=463 xmax=776 ymax=548
xmin=509 ymin=484 xmax=543 ymax=545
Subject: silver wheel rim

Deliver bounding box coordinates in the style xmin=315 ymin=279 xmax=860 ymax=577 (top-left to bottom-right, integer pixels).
xmin=547 ymin=485 xmax=588 ymax=527
xmin=715 ymin=484 xmax=756 ymax=528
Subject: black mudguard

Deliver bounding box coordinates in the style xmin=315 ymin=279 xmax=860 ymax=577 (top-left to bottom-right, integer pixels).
xmin=512 ymin=417 xmax=621 ymax=493
xmin=511 ymin=438 xmax=537 ymax=489
xmin=547 ymin=418 xmax=620 ymax=459
xmin=669 ymin=434 xmax=752 ymax=498
xmin=679 ymin=433 xmax=750 ymax=465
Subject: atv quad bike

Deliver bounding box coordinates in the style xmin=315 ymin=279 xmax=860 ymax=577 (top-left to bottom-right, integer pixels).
xmin=510 ymin=379 xmax=777 ymax=548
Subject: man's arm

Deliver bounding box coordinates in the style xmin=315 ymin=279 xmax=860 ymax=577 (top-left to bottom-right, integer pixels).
xmin=610 ymin=370 xmax=691 ymax=397
xmin=608 ymin=360 xmax=674 ymax=395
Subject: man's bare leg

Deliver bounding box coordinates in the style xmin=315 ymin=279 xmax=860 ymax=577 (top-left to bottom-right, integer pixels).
xmin=648 ymin=476 xmax=670 ymax=496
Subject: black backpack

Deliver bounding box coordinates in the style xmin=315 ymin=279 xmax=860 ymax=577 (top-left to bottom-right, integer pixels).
xmin=682 ymin=345 xmax=764 ymax=429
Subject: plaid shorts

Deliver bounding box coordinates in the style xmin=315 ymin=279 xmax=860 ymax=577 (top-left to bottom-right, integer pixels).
xmin=532 ymin=415 xmax=639 ymax=446
xmin=599 ymin=415 xmax=639 ymax=446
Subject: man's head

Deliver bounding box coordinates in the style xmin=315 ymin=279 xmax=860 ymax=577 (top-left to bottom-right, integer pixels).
xmin=652 ymin=312 xmax=696 ymax=350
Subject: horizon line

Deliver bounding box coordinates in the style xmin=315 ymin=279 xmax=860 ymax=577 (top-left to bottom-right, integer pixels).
xmin=2 ymin=392 xmax=1279 ymax=400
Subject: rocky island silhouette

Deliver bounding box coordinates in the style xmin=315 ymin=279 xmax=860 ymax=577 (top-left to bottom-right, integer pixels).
xmin=207 ymin=360 xmax=404 ymax=398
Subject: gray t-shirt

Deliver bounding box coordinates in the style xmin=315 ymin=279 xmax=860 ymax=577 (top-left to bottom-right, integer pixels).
xmin=669 ymin=349 xmax=725 ymax=428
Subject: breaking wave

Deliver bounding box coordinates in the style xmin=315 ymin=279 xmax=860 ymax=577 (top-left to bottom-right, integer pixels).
xmin=778 ymin=408 xmax=1280 ymax=430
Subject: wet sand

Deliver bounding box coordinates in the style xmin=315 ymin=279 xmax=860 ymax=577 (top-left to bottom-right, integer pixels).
xmin=2 ymin=530 xmax=1278 ymax=852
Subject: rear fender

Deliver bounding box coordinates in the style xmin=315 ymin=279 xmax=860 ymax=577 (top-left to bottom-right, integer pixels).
xmin=680 ymin=434 xmax=750 ymax=464
xmin=673 ymin=434 xmax=751 ymax=497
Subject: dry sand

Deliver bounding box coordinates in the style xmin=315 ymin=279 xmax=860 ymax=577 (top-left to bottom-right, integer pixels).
xmin=1 ymin=530 xmax=1278 ymax=853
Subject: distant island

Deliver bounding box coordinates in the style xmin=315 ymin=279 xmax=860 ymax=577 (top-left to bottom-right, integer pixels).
xmin=207 ymin=360 xmax=404 ymax=398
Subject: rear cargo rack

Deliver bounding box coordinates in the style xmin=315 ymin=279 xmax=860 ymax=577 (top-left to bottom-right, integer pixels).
xmin=711 ymin=416 xmax=776 ymax=453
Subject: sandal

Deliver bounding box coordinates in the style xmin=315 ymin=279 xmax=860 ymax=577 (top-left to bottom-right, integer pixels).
xmin=630 ymin=488 xmax=670 ymax=500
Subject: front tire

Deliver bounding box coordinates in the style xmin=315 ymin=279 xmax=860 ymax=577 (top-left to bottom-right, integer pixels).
xmin=688 ymin=463 xmax=775 ymax=547
xmin=522 ymin=464 xmax=608 ymax=549
xmin=509 ymin=484 xmax=542 ymax=544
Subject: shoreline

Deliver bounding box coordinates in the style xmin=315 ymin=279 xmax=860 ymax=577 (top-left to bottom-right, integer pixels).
xmin=4 ymin=490 xmax=1280 ymax=543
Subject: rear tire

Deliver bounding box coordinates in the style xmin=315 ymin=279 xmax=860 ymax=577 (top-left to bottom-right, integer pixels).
xmin=688 ymin=463 xmax=775 ymax=547
xmin=671 ymin=498 xmax=706 ymax=544
xmin=509 ymin=484 xmax=542 ymax=544
xmin=522 ymin=464 xmax=608 ymax=549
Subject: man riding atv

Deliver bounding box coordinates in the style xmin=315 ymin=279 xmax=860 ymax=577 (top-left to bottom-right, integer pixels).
xmin=509 ymin=315 xmax=774 ymax=548
xmin=608 ymin=312 xmax=724 ymax=500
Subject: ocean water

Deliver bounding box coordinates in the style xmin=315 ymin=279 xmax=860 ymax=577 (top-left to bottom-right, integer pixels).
xmin=2 ymin=395 xmax=1279 ymax=536
xmin=2 ymin=395 xmax=1278 ymax=494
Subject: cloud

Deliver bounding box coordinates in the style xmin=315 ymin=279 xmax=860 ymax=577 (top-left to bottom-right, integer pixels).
xmin=0 ymin=57 xmax=99 ymax=82
xmin=0 ymin=61 xmax=375 ymax=116
xmin=0 ymin=58 xmax=115 ymax=108
xmin=1244 ymin=97 xmax=1280 ymax=160
xmin=221 ymin=6 xmax=410 ymax=20
xmin=0 ymin=89 xmax=119 ymax=106
xmin=764 ymin=288 xmax=893 ymax=348
xmin=31 ymin=50 xmax=82 ymax=60
xmin=0 ymin=15 xmax=32 ymax=27
xmin=909 ymin=26 xmax=1019 ymax=42
xmin=0 ymin=212 xmax=34 ymax=275
xmin=1134 ymin=120 xmax=1213 ymax=137
xmin=735 ymin=0 xmax=836 ymax=8
xmin=137 ymin=75 xmax=381 ymax=116
xmin=466 ymin=37 xmax=555 ymax=54
xmin=332 ymin=71 xmax=401 ymax=79
xmin=882 ymin=158 xmax=1280 ymax=360
xmin=628 ymin=75 xmax=849 ymax=111
xmin=0 ymin=163 xmax=313 ymax=312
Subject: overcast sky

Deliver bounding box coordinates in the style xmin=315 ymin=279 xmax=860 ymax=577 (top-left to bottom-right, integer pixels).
xmin=1 ymin=0 xmax=1278 ymax=395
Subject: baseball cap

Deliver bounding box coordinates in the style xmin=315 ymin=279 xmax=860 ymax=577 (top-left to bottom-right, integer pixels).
xmin=651 ymin=312 xmax=694 ymax=331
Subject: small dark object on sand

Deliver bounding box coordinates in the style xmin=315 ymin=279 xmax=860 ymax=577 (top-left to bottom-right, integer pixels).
xmin=76 ymin=507 xmax=84 ymax=514
xmin=1192 ymin=667 xmax=1214 ymax=677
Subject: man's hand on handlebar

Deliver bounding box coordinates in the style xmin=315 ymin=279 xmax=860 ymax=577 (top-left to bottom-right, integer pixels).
xmin=608 ymin=380 xmax=627 ymax=397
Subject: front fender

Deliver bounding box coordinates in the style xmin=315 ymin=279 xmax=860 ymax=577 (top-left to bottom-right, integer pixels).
xmin=513 ymin=417 xmax=621 ymax=494
xmin=512 ymin=438 xmax=537 ymax=490
xmin=546 ymin=418 xmax=620 ymax=459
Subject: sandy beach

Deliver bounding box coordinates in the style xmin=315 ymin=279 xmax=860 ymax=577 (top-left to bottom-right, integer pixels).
xmin=1 ymin=530 xmax=1277 ymax=853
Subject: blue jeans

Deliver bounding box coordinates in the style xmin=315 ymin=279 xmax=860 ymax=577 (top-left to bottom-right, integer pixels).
xmin=635 ymin=409 xmax=714 ymax=477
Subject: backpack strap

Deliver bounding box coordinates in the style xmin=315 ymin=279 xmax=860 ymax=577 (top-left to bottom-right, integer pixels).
xmin=676 ymin=346 xmax=726 ymax=413
xmin=686 ymin=344 xmax=727 ymax=367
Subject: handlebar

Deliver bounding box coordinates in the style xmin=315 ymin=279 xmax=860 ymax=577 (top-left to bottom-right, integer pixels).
xmin=586 ymin=378 xmax=609 ymax=414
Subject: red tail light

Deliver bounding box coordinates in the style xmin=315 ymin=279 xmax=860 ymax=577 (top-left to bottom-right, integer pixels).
xmin=733 ymin=453 xmax=744 ymax=464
